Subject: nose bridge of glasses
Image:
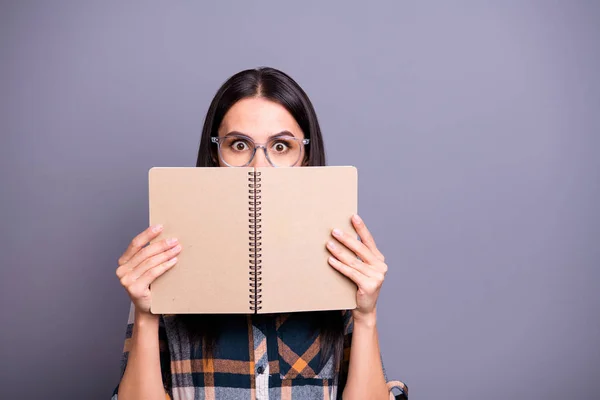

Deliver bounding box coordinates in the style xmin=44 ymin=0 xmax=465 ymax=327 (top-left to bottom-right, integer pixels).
xmin=249 ymin=145 xmax=271 ymax=167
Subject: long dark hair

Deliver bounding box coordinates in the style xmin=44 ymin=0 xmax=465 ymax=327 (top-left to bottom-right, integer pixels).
xmin=182 ymin=67 xmax=344 ymax=372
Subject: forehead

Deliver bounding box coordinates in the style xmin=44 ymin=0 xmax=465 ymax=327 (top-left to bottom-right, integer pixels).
xmin=218 ymin=97 xmax=303 ymax=139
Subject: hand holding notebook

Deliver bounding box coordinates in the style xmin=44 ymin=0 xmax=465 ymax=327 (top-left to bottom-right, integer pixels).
xmin=148 ymin=166 xmax=358 ymax=314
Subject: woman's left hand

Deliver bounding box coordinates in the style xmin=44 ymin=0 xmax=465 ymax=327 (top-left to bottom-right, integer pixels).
xmin=326 ymin=214 xmax=387 ymax=322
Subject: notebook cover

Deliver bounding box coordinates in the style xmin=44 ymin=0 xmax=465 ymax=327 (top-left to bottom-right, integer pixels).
xmin=256 ymin=166 xmax=358 ymax=314
xmin=149 ymin=167 xmax=252 ymax=314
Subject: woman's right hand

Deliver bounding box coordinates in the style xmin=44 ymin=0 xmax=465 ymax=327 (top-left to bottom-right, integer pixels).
xmin=116 ymin=224 xmax=182 ymax=314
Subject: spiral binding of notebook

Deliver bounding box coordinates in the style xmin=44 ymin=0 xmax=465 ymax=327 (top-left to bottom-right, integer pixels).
xmin=248 ymin=171 xmax=263 ymax=312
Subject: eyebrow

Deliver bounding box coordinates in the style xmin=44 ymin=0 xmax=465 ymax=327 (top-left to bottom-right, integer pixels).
xmin=223 ymin=130 xmax=296 ymax=139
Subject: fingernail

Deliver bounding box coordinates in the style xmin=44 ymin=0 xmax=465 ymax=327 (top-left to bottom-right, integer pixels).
xmin=328 ymin=256 xmax=337 ymax=264
xmin=332 ymin=228 xmax=342 ymax=237
xmin=173 ymin=245 xmax=182 ymax=252
xmin=169 ymin=257 xmax=178 ymax=264
xmin=327 ymin=241 xmax=337 ymax=250
xmin=152 ymin=224 xmax=163 ymax=233
xmin=352 ymin=214 xmax=362 ymax=224
xmin=166 ymin=237 xmax=178 ymax=246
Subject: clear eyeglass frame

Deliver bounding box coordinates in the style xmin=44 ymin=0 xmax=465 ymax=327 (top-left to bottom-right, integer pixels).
xmin=211 ymin=135 xmax=310 ymax=167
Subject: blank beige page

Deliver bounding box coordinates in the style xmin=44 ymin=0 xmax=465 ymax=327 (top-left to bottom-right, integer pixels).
xmin=257 ymin=166 xmax=358 ymax=314
xmin=149 ymin=167 xmax=252 ymax=314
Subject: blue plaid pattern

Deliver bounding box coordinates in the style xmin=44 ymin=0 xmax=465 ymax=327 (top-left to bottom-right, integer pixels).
xmin=112 ymin=304 xmax=408 ymax=399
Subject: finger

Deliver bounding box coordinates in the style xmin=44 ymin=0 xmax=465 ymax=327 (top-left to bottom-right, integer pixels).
xmin=328 ymin=256 xmax=369 ymax=286
xmin=351 ymin=215 xmax=385 ymax=262
xmin=331 ymin=227 xmax=378 ymax=265
xmin=134 ymin=257 xmax=179 ymax=289
xmin=118 ymin=225 xmax=164 ymax=266
xmin=330 ymin=256 xmax=386 ymax=298
xmin=121 ymin=236 xmax=179 ymax=274
xmin=326 ymin=240 xmax=377 ymax=277
xmin=128 ymin=244 xmax=182 ymax=282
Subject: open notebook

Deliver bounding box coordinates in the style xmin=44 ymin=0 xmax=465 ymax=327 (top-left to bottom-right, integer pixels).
xmin=148 ymin=166 xmax=358 ymax=314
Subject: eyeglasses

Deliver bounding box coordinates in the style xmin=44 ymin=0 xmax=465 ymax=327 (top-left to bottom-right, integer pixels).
xmin=211 ymin=134 xmax=310 ymax=167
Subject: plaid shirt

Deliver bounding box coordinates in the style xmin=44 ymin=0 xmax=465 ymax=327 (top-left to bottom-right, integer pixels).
xmin=112 ymin=304 xmax=408 ymax=399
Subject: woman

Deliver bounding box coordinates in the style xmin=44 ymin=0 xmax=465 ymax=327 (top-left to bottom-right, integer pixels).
xmin=112 ymin=67 xmax=408 ymax=399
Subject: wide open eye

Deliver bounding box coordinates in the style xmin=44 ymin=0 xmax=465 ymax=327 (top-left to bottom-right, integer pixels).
xmin=225 ymin=138 xmax=252 ymax=152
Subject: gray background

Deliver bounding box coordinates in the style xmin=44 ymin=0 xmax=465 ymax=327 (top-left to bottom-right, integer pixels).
xmin=1 ymin=1 xmax=598 ymax=399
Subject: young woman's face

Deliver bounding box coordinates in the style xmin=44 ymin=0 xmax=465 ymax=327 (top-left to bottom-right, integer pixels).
xmin=217 ymin=97 xmax=306 ymax=168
